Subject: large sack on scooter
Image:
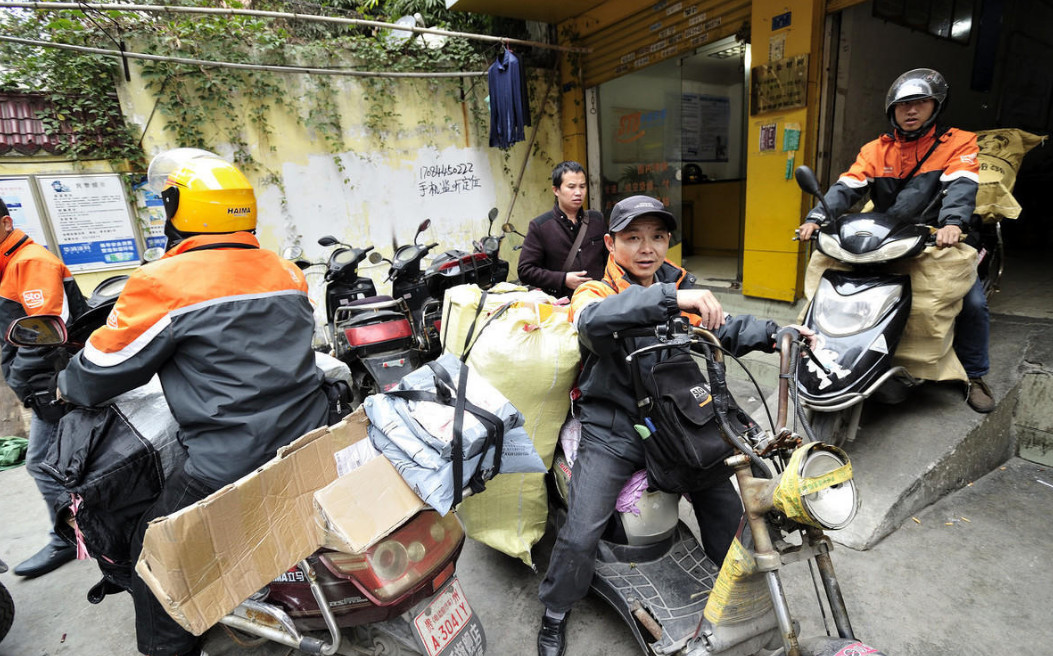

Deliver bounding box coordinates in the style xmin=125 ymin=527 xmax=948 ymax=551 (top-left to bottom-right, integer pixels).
xmin=439 ymin=282 xmax=551 ymax=355
xmin=41 ymin=376 xmax=183 ymax=591
xmin=364 ymin=353 xmax=546 ymax=516
xmin=803 ymin=245 xmax=977 ymax=381
xmin=443 ymin=286 xmax=580 ymax=565
xmin=974 ymin=129 xmax=1046 ymax=222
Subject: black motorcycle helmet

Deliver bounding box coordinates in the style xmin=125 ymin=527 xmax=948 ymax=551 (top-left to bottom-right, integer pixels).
xmin=884 ymin=68 xmax=948 ymax=139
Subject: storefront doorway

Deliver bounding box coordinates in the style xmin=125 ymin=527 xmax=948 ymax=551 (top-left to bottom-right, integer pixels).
xmin=588 ymin=36 xmax=750 ymax=285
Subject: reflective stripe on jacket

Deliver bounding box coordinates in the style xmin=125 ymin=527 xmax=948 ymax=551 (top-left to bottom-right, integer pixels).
xmin=569 ymin=255 xmax=777 ymax=459
xmin=808 ymin=126 xmax=979 ymax=228
xmin=0 ymin=229 xmax=87 ymax=401
xmin=59 ymin=232 xmax=329 ymax=487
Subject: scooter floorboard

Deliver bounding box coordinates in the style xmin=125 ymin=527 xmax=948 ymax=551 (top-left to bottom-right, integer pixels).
xmin=593 ymin=524 xmax=718 ymax=654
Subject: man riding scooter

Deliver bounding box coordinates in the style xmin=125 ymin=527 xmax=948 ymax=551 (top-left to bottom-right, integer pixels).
xmin=536 ymin=195 xmax=815 ymax=656
xmin=58 ymin=149 xmax=331 ymax=656
xmin=797 ymin=68 xmax=993 ymax=412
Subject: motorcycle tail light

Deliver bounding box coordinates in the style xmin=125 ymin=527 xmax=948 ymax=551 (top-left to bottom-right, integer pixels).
xmin=344 ymin=319 xmax=412 ymax=347
xmin=438 ymin=253 xmax=487 ymax=271
xmin=320 ymin=510 xmax=464 ymax=603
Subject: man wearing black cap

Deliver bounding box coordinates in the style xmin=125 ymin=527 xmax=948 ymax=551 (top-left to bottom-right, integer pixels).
xmin=536 ymin=195 xmax=813 ymax=656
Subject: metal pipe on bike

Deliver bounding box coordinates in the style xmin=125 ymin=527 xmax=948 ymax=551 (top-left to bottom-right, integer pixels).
xmin=807 ymin=528 xmax=856 ymax=640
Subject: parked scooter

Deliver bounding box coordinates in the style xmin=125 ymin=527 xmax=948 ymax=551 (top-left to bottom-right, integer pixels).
xmin=5 ymin=309 xmax=487 ymax=656
xmin=548 ymin=319 xmax=884 ymax=656
xmin=791 ymin=165 xmax=981 ymax=446
xmin=369 ymin=210 xmax=509 ymax=361
xmin=285 ymin=236 xmax=422 ymax=404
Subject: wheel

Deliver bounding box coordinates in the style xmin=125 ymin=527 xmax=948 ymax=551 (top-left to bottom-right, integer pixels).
xmin=349 ymin=369 xmax=380 ymax=410
xmin=0 ymin=581 xmax=14 ymax=643
xmin=808 ymin=406 xmax=861 ymax=447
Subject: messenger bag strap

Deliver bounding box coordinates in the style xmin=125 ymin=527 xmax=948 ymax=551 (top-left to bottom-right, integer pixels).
xmin=893 ymin=126 xmax=949 ymax=197
xmin=560 ymin=210 xmax=592 ymax=273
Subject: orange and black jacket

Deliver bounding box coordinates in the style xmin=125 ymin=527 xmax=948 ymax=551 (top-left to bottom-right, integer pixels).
xmin=568 ymin=256 xmax=777 ymax=459
xmin=0 ymin=229 xmax=87 ymax=404
xmin=59 ymin=232 xmax=329 ymax=488
xmin=806 ymin=125 xmax=979 ymax=228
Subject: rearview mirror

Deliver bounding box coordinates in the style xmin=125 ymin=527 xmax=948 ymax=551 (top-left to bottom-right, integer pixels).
xmin=501 ymin=222 xmax=519 ymax=235
xmin=6 ymin=315 xmax=67 ymax=348
xmin=794 ymin=166 xmax=822 ymax=197
xmin=281 ymin=246 xmax=304 ymax=261
xmin=318 ymin=236 xmax=339 ymax=247
xmin=368 ymin=251 xmax=384 ymax=264
xmin=143 ymin=247 xmax=165 ymax=263
xmin=488 ymin=207 xmax=499 ymax=222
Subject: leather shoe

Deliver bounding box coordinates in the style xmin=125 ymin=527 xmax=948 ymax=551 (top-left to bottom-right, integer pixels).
xmin=13 ymin=542 xmax=76 ymax=578
xmin=537 ymin=611 xmax=569 ymax=656
xmin=967 ymin=377 xmax=995 ymax=413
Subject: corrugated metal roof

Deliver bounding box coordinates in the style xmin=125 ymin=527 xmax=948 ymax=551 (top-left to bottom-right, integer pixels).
xmin=0 ymin=93 xmax=64 ymax=155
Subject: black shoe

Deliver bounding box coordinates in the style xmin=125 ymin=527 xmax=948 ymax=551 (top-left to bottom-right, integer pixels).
xmin=537 ymin=612 xmax=569 ymax=656
xmin=13 ymin=542 xmax=76 ymax=578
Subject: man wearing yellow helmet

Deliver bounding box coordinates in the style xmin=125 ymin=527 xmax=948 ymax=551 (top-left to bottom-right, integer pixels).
xmin=59 ymin=150 xmax=330 ymax=656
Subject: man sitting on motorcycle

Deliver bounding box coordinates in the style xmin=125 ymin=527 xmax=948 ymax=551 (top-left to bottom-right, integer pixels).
xmin=58 ymin=150 xmax=331 ymax=656
xmin=796 ymin=68 xmax=993 ymax=413
xmin=536 ymin=195 xmax=815 ymax=656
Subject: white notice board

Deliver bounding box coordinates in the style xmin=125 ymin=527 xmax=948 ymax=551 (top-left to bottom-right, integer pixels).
xmin=36 ymin=174 xmax=141 ymax=272
xmin=0 ymin=178 xmax=52 ymax=250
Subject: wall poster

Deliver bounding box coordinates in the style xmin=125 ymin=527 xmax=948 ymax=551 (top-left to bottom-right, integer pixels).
xmin=682 ymin=93 xmax=730 ymax=162
xmin=0 ymin=177 xmax=52 ymax=249
xmin=36 ymin=174 xmax=141 ymax=272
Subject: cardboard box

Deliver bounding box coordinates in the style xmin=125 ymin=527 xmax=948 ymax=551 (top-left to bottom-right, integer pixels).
xmin=135 ymin=408 xmax=426 ymax=636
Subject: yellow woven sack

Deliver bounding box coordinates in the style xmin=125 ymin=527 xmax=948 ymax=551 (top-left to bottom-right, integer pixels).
xmin=444 ymin=286 xmax=580 ymax=566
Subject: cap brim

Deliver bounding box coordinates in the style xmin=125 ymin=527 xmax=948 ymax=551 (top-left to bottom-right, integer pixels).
xmin=610 ymin=210 xmax=677 ymax=233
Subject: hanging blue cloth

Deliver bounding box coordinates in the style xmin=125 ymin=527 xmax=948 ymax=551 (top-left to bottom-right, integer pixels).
xmin=487 ymin=48 xmax=531 ymax=149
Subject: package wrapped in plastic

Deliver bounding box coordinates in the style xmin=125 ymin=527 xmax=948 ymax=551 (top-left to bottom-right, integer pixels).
xmin=443 ymin=285 xmax=581 ymax=565
xmin=363 ymin=354 xmax=546 ymax=516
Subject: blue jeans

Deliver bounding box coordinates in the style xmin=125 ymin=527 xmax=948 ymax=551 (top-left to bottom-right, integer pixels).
xmin=26 ymin=415 xmax=66 ymax=547
xmin=538 ymin=427 xmax=743 ymax=613
xmin=954 ymin=278 xmax=990 ymax=379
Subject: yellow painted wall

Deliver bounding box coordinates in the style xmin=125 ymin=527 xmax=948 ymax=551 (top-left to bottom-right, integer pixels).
xmin=741 ymin=0 xmax=825 ymax=301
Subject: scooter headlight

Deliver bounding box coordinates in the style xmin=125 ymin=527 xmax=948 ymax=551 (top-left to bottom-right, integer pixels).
xmin=818 ymin=232 xmax=923 ymax=264
xmin=772 ymin=443 xmax=858 ymax=530
xmin=812 ymin=278 xmax=902 ymax=337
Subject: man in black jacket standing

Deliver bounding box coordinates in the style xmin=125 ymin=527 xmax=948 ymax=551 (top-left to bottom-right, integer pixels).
xmin=517 ymin=161 xmax=608 ymax=299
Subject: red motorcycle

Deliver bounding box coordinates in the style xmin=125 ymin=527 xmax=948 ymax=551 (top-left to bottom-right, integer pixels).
xmin=219 ymin=509 xmax=484 ymax=656
xmin=6 ymin=306 xmax=487 ymax=656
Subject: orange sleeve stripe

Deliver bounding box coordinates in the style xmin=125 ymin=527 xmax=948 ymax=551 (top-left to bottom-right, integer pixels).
xmin=86 ymin=250 xmax=308 ymax=356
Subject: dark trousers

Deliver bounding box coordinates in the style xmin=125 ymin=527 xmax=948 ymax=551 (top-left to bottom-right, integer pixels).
xmin=538 ymin=431 xmax=743 ymax=613
xmin=130 ymin=467 xmax=218 ymax=656
xmin=954 ymin=277 xmax=990 ymax=379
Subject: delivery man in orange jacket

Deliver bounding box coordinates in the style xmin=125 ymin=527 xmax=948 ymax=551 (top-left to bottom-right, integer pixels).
xmin=59 ymin=150 xmax=330 ymax=656
xmin=0 ymin=199 xmax=87 ymax=578
xmin=797 ymin=68 xmax=993 ymax=412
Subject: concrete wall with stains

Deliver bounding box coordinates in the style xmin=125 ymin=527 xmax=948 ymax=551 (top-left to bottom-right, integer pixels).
xmin=117 ymin=60 xmax=564 ymax=291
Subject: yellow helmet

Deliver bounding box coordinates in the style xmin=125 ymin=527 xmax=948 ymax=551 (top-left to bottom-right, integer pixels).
xmin=147 ymin=149 xmax=257 ymax=239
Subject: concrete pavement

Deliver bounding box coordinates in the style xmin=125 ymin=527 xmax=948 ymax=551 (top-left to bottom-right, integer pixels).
xmin=1 ymin=311 xmax=1050 ymax=656
xmin=2 ymin=453 xmax=1051 ymax=656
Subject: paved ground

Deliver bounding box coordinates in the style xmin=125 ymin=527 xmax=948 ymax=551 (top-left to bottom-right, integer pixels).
xmin=2 ymin=450 xmax=1051 ymax=656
